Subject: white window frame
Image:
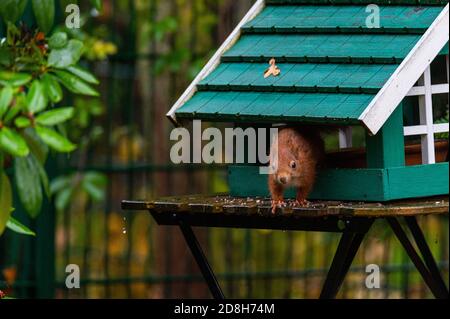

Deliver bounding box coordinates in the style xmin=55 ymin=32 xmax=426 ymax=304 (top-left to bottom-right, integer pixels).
xmin=403 ymin=55 xmax=449 ymax=164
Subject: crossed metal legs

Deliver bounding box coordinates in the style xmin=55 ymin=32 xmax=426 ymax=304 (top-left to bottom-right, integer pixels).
xmin=387 ymin=217 xmax=448 ymax=299
xmin=319 ymin=220 xmax=374 ymax=299
xmin=177 ymin=216 xmax=448 ymax=299
xmin=320 ymin=217 xmax=448 ymax=299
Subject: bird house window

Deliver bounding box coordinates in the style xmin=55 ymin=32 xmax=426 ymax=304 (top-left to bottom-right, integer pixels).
xmin=403 ymin=54 xmax=449 ymax=164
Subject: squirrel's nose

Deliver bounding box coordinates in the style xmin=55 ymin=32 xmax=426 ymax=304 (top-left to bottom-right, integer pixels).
xmin=279 ymin=177 xmax=287 ymax=184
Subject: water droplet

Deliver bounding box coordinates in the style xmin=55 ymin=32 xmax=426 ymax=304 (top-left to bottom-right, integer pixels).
xmin=122 ymin=229 xmax=127 ymax=234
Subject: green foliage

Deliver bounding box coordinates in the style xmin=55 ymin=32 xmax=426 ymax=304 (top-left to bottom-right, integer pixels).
xmin=35 ymin=125 xmax=76 ymax=152
xmin=48 ymin=39 xmax=84 ymax=68
xmin=90 ymin=0 xmax=102 ymax=11
xmin=0 ymin=0 xmax=54 ymax=34
xmin=48 ymin=32 xmax=68 ymax=49
xmin=0 ymin=127 xmax=29 ymax=157
xmin=435 ymin=109 xmax=449 ymax=140
xmin=0 ymin=170 xmax=12 ymax=234
xmin=41 ymin=74 xmax=62 ymax=103
xmin=35 ymin=107 xmax=74 ymax=126
xmin=14 ymin=155 xmax=45 ymax=218
xmin=0 ymin=0 xmax=28 ymax=25
xmin=66 ymin=66 xmax=99 ymax=85
xmin=0 ymin=1 xmax=107 ymax=236
xmin=51 ymin=171 xmax=107 ymax=212
xmin=51 ymin=70 xmax=99 ymax=96
xmin=32 ymin=0 xmax=55 ymax=34
xmin=6 ymin=216 xmax=35 ymax=236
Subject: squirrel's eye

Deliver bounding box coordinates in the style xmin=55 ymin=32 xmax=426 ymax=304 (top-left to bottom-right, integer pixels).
xmin=290 ymin=161 xmax=296 ymax=169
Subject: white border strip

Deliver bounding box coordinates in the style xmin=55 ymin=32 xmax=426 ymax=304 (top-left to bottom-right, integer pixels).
xmin=359 ymin=4 xmax=449 ymax=135
xmin=166 ymin=0 xmax=265 ymax=126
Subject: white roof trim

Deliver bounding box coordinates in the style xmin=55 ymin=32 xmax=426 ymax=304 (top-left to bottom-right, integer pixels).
xmin=166 ymin=0 xmax=265 ymax=126
xmin=359 ymin=4 xmax=449 ymax=135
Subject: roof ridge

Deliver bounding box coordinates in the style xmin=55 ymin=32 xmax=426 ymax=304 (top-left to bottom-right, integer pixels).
xmin=266 ymin=0 xmax=448 ymax=6
xmin=241 ymin=27 xmax=428 ymax=35
xmin=197 ymin=84 xmax=381 ymax=94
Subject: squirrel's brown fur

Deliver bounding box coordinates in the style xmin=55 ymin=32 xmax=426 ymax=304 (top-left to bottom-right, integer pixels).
xmin=268 ymin=127 xmax=325 ymax=212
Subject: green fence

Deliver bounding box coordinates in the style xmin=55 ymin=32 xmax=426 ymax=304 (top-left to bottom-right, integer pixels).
xmin=0 ymin=0 xmax=448 ymax=299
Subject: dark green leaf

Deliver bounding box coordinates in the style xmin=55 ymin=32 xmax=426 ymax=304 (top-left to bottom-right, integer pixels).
xmin=22 ymin=128 xmax=49 ymax=164
xmin=27 ymin=80 xmax=47 ymax=114
xmin=55 ymin=187 xmax=72 ymax=212
xmin=90 ymin=0 xmax=102 ymax=10
xmin=37 ymin=160 xmax=50 ymax=198
xmin=14 ymin=116 xmax=31 ymax=128
xmin=0 ymin=0 xmax=28 ymax=24
xmin=52 ymin=70 xmax=99 ymax=96
xmin=67 ymin=66 xmax=99 ymax=84
xmin=0 ymin=85 xmax=13 ymax=118
xmin=0 ymin=171 xmax=12 ymax=235
xmin=6 ymin=22 xmax=20 ymax=46
xmin=48 ymin=32 xmax=68 ymax=49
xmin=82 ymin=171 xmax=107 ymax=202
xmin=35 ymin=125 xmax=76 ymax=152
xmin=48 ymin=39 xmax=84 ymax=68
xmin=42 ymin=74 xmax=63 ymax=103
xmin=0 ymin=127 xmax=30 ymax=157
xmin=32 ymin=0 xmax=55 ymax=34
xmin=60 ymin=0 xmax=78 ymax=9
xmin=0 ymin=47 xmax=11 ymax=66
xmin=36 ymin=107 xmax=74 ymax=126
xmin=4 ymin=93 xmax=25 ymax=123
xmin=82 ymin=181 xmax=104 ymax=202
xmin=14 ymin=156 xmax=43 ymax=218
xmin=50 ymin=175 xmax=71 ymax=194
xmin=0 ymin=71 xmax=32 ymax=86
xmin=6 ymin=216 xmax=36 ymax=236
xmin=84 ymin=171 xmax=107 ymax=187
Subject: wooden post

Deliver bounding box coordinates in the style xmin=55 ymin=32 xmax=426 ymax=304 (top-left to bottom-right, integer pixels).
xmin=366 ymin=104 xmax=405 ymax=169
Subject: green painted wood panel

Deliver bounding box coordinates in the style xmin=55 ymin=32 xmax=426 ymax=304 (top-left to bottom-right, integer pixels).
xmin=311 ymin=168 xmax=387 ymax=200
xmin=228 ymin=165 xmax=387 ymax=201
xmin=386 ymin=162 xmax=449 ymax=199
xmin=222 ymin=34 xmax=421 ymax=64
xmin=198 ymin=63 xmax=397 ymax=94
xmin=228 ymin=163 xmax=449 ymax=201
xmin=243 ymin=6 xmax=443 ymax=34
xmin=176 ymin=91 xmax=375 ymax=122
xmin=366 ymin=104 xmax=405 ymax=168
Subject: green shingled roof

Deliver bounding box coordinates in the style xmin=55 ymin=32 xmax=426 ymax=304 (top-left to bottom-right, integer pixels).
xmin=175 ymin=1 xmax=448 ymax=125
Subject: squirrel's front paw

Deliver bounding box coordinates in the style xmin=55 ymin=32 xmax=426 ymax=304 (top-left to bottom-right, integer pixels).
xmin=294 ymin=199 xmax=309 ymax=207
xmin=271 ymin=200 xmax=286 ymax=213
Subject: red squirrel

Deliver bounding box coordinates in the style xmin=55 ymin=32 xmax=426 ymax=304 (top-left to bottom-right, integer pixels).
xmin=268 ymin=127 xmax=325 ymax=213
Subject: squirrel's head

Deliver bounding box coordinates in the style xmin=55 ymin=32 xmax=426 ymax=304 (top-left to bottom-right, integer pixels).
xmin=269 ymin=145 xmax=300 ymax=186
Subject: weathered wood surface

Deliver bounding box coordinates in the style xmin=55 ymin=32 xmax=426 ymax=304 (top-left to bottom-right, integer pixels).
xmin=122 ymin=195 xmax=449 ymax=218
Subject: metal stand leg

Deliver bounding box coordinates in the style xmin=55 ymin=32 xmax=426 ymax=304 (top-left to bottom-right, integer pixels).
xmin=178 ymin=219 xmax=225 ymax=299
xmin=388 ymin=217 xmax=448 ymax=299
xmin=320 ymin=221 xmax=372 ymax=299
xmin=405 ymin=217 xmax=449 ymax=295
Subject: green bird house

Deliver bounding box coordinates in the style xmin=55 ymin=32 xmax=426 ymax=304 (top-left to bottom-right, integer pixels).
xmin=167 ymin=0 xmax=449 ymax=202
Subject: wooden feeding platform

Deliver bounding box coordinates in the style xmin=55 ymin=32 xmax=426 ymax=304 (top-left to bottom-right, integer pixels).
xmin=122 ymin=195 xmax=449 ymax=299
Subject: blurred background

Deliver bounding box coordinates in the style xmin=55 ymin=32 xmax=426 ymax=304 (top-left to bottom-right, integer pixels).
xmin=0 ymin=0 xmax=448 ymax=299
